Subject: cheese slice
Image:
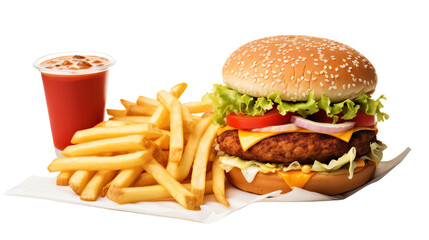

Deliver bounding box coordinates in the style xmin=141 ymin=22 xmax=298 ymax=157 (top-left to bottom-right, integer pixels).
xmin=218 ymin=125 xmax=377 ymax=151
xmin=277 ymin=170 xmax=316 ymax=188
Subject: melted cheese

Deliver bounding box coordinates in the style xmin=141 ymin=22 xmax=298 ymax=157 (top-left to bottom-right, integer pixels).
xmin=218 ymin=125 xmax=377 ymax=151
xmin=354 ymin=158 xmax=365 ymax=168
xmin=277 ymin=170 xmax=316 ymax=188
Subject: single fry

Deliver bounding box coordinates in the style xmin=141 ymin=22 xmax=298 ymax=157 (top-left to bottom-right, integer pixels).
xmin=109 ymin=180 xmax=213 ymax=204
xmin=56 ymin=171 xmax=75 ymax=186
xmin=95 ymin=120 xmax=130 ymax=128
xmin=80 ymin=170 xmax=116 ymax=201
xmin=120 ymin=99 xmax=136 ymax=109
xmin=157 ymin=91 xmax=184 ymax=174
xmin=143 ymin=157 xmax=200 ymax=210
xmin=174 ymin=116 xmax=212 ymax=182
xmin=69 ymin=170 xmax=96 ymax=195
xmin=127 ymin=104 xmax=157 ymax=116
xmin=190 ymin=123 xmax=220 ymax=205
xmin=71 ymin=123 xmax=162 ymax=144
xmin=183 ymin=101 xmax=212 ymax=114
xmin=109 ymin=116 xmax=151 ymax=124
xmin=212 ymin=156 xmax=230 ymax=206
xmin=136 ymin=96 xmax=160 ymax=107
xmin=149 ymin=83 xmax=187 ymax=129
xmin=112 ymin=167 xmax=143 ymax=187
xmin=106 ymin=109 xmax=127 ymax=117
xmin=48 ymin=150 xmax=153 ymax=172
xmin=62 ymin=135 xmax=153 ymax=157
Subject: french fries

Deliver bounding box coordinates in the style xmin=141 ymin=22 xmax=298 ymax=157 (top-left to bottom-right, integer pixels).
xmin=71 ymin=123 xmax=162 ymax=144
xmin=183 ymin=101 xmax=212 ymax=114
xmin=48 ymin=150 xmax=153 ymax=172
xmin=174 ymin=116 xmax=212 ymax=182
xmin=212 ymin=156 xmax=230 ymax=206
xmin=109 ymin=116 xmax=151 ymax=124
xmin=109 ymin=180 xmax=213 ymax=204
xmin=137 ymin=96 xmax=160 ymax=107
xmin=56 ymin=171 xmax=75 ymax=186
xmin=80 ymin=170 xmax=116 ymax=201
xmin=69 ymin=170 xmax=96 ymax=195
xmin=120 ymin=99 xmax=135 ymax=109
xmin=190 ymin=123 xmax=220 ymax=205
xmin=47 ymin=82 xmax=229 ymax=210
xmin=157 ymin=90 xmax=184 ymax=175
xmin=95 ymin=120 xmax=130 ymax=128
xmin=127 ymin=104 xmax=157 ymax=116
xmin=141 ymin=157 xmax=199 ymax=210
xmin=62 ymin=135 xmax=154 ymax=157
xmin=106 ymin=109 xmax=127 ymax=117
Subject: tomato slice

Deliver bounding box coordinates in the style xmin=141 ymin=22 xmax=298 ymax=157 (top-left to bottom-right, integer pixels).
xmin=352 ymin=110 xmax=376 ymax=127
xmin=311 ymin=110 xmax=375 ymax=127
xmin=226 ymin=108 xmax=293 ymax=129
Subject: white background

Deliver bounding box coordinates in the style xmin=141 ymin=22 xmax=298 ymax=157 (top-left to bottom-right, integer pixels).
xmin=1 ymin=0 xmax=427 ymax=239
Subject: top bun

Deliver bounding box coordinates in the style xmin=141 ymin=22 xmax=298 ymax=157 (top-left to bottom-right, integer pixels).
xmin=222 ymin=35 xmax=377 ymax=102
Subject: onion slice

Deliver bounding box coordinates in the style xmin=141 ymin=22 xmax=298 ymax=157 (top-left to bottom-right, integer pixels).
xmin=251 ymin=123 xmax=300 ymax=133
xmin=290 ymin=116 xmax=356 ymax=134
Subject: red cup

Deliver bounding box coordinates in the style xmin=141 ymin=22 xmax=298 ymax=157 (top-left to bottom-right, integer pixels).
xmin=33 ymin=52 xmax=115 ymax=156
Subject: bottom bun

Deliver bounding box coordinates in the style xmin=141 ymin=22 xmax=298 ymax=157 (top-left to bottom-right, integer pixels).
xmin=226 ymin=161 xmax=376 ymax=195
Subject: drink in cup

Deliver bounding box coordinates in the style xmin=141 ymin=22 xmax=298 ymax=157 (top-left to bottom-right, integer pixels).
xmin=33 ymin=52 xmax=115 ymax=156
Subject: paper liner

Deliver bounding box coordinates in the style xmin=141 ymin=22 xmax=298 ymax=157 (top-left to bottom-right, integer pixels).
xmin=5 ymin=147 xmax=410 ymax=223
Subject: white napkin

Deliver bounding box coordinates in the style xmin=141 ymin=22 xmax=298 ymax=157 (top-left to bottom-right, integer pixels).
xmin=5 ymin=147 xmax=410 ymax=223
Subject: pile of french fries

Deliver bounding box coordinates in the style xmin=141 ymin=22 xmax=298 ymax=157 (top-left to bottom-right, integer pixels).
xmin=47 ymin=83 xmax=229 ymax=210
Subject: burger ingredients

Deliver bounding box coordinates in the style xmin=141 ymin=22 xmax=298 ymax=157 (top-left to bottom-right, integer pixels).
xmin=351 ymin=111 xmax=376 ymax=127
xmin=277 ymin=170 xmax=316 ymax=188
xmin=290 ymin=116 xmax=356 ymax=134
xmin=312 ymin=147 xmax=357 ymax=179
xmin=203 ymin=85 xmax=388 ymax=126
xmin=220 ymin=141 xmax=386 ymax=182
xmin=311 ymin=110 xmax=376 ymax=127
xmin=226 ymin=108 xmax=293 ymax=129
xmin=251 ymin=123 xmax=300 ymax=133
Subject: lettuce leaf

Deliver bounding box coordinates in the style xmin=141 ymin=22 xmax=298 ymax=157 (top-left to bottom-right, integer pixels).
xmin=361 ymin=141 xmax=387 ymax=162
xmin=312 ymin=147 xmax=357 ymax=179
xmin=203 ymin=84 xmax=389 ymax=126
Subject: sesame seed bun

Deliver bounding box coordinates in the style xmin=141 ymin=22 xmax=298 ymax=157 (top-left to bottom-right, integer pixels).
xmin=222 ymin=35 xmax=377 ymax=102
xmin=225 ymin=160 xmax=376 ymax=195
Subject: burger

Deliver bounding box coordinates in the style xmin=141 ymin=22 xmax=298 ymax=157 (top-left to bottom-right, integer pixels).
xmin=204 ymin=35 xmax=388 ymax=195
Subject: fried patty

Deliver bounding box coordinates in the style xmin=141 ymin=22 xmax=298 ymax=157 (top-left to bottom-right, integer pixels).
xmin=217 ymin=130 xmax=376 ymax=164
